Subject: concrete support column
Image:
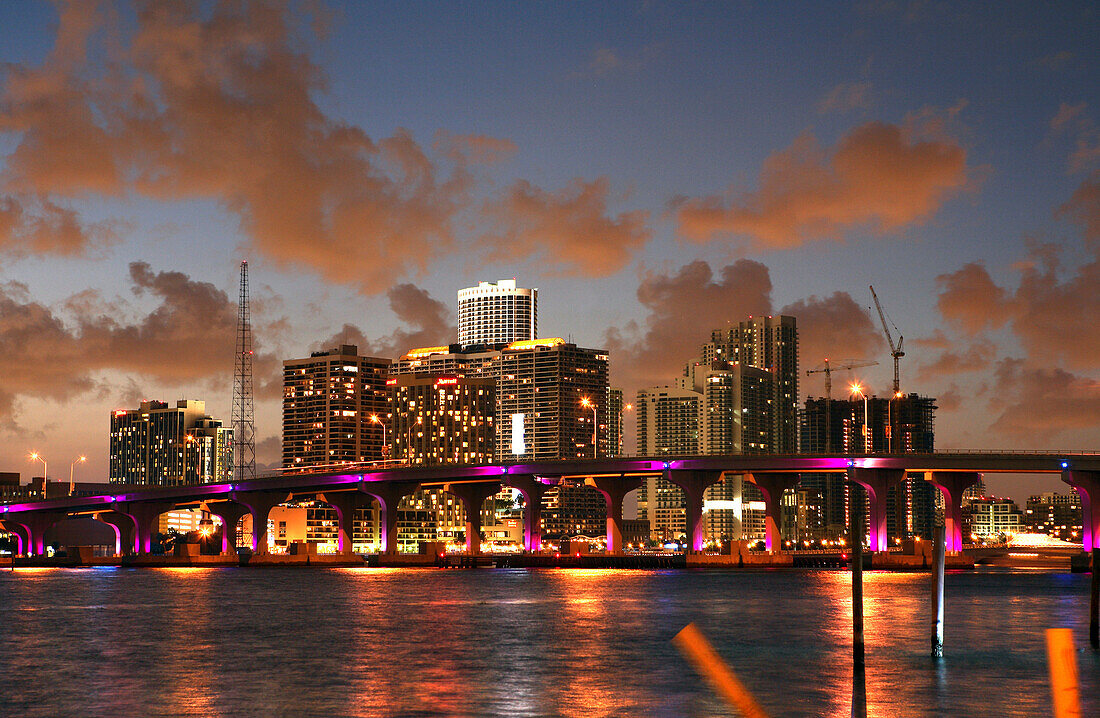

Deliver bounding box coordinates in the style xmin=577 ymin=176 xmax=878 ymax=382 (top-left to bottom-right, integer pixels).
xmin=362 ymin=482 xmax=420 ymax=555
xmin=122 ymin=502 xmax=176 ymax=555
xmin=318 ymin=491 xmax=370 ymax=555
xmin=445 ymin=482 xmax=502 ymax=555
xmin=665 ymin=470 xmax=724 ymax=553
xmin=586 ymin=476 xmax=644 ymax=554
xmin=93 ymin=511 xmax=137 ymax=557
xmin=928 ymin=472 xmax=981 ymax=553
xmin=745 ymin=472 xmax=800 ymax=553
xmin=505 ymin=474 xmax=550 ymax=553
xmin=849 ymin=468 xmax=907 ymax=553
xmin=233 ymin=491 xmax=289 ymax=555
xmin=1063 ymin=470 xmax=1100 ymax=550
xmin=0 ymin=520 xmax=28 ymax=557
xmin=206 ymin=502 xmax=250 ymax=556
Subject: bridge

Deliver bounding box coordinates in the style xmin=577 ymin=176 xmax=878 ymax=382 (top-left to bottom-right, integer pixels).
xmin=2 ymin=453 xmax=1099 ymax=560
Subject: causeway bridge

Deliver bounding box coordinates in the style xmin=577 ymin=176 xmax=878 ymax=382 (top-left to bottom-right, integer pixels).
xmin=2 ymin=453 xmax=1099 ymax=560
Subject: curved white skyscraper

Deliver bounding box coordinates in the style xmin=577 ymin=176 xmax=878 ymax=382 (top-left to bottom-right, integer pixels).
xmin=457 ymin=279 xmax=537 ymax=348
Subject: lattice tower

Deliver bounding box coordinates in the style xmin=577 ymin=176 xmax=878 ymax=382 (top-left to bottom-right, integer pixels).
xmin=232 ymin=260 xmax=256 ymax=481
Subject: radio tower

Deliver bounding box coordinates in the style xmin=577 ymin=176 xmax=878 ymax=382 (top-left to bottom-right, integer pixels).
xmin=232 ymin=261 xmax=256 ymax=482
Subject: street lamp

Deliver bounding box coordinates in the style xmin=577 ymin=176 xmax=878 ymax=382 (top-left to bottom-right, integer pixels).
xmin=370 ymin=414 xmax=388 ymax=459
xmin=69 ymin=455 xmax=87 ymax=496
xmin=581 ymin=397 xmax=597 ymax=459
xmin=849 ymin=384 xmax=870 ymax=453
xmin=886 ymin=391 xmax=903 ymax=453
xmin=29 ymin=452 xmax=47 ymax=498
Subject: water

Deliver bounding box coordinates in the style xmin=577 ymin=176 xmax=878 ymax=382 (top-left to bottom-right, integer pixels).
xmin=1 ymin=567 xmax=1096 ymax=716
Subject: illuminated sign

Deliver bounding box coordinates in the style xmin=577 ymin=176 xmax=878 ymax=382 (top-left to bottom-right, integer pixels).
xmin=114 ymin=410 xmax=128 ymax=417
xmin=511 ymin=413 xmax=526 ymax=455
xmin=385 ymin=379 xmax=397 ymax=385
xmin=435 ymin=377 xmax=459 ymax=386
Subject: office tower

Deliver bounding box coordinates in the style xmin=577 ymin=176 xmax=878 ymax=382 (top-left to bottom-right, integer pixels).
xmin=457 ymin=279 xmax=537 ymax=349
xmin=1025 ymin=492 xmax=1084 ymax=542
xmin=607 ymin=388 xmax=625 ymax=457
xmin=389 ymin=375 xmax=496 ymax=465
xmin=110 ymin=400 xmax=233 ymax=485
xmin=635 ymin=387 xmax=702 ymax=541
xmin=282 ymin=345 xmax=391 ymax=468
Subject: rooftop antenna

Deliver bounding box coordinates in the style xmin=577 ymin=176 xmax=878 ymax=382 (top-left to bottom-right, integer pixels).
xmin=232 ymin=261 xmax=256 ymax=482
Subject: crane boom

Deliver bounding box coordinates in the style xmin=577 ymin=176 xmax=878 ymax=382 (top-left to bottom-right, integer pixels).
xmin=870 ymin=285 xmax=905 ymax=394
xmin=805 ymin=358 xmax=878 ymax=452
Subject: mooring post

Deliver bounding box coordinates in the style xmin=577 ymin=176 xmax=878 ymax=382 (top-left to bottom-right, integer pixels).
xmin=931 ymin=524 xmax=946 ymax=658
xmin=1091 ymin=547 xmax=1098 ymax=649
xmin=852 ymin=504 xmax=864 ymax=670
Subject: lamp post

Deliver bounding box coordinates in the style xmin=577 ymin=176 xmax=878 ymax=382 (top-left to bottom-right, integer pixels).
xmin=69 ymin=455 xmax=87 ymax=496
xmin=850 ymin=384 xmax=870 ymax=454
xmin=886 ymin=391 xmax=902 ymax=453
xmin=29 ymin=452 xmax=47 ymax=498
xmin=370 ymin=415 xmax=388 ymax=459
xmin=581 ymin=397 xmax=597 ymax=458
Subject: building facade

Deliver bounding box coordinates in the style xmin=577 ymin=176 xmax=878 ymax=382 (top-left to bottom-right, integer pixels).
xmin=1025 ymin=492 xmax=1084 ymax=542
xmin=969 ymin=497 xmax=1024 ymax=539
xmin=110 ymin=400 xmax=233 ymax=485
xmin=457 ymin=279 xmax=537 ymax=349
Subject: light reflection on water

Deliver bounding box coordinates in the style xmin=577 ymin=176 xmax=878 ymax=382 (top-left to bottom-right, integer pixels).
xmin=1 ymin=567 xmax=1097 ymax=717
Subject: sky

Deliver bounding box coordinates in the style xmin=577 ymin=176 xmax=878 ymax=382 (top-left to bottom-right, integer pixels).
xmin=1 ymin=1 xmax=1098 ymax=503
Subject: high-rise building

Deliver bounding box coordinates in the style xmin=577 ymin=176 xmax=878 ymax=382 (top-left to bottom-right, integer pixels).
xmin=282 ymin=345 xmax=391 ymax=469
xmin=1025 ymin=492 xmax=1084 ymax=542
xmin=968 ymin=497 xmax=1024 ymax=539
xmin=110 ymin=400 xmax=233 ymax=485
xmin=457 ymin=279 xmax=537 ymax=349
xmin=635 ymin=387 xmax=701 ymax=541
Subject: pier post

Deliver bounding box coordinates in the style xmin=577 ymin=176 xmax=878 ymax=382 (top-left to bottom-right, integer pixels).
xmin=206 ymin=502 xmax=250 ymax=556
xmin=444 ymin=482 xmax=501 ymax=555
xmin=745 ymin=472 xmax=800 ymax=552
xmin=504 ymin=474 xmax=549 ymax=553
xmin=1061 ymin=469 xmax=1100 ymax=648
xmin=362 ymin=481 xmax=420 ymax=555
xmin=928 ymin=472 xmax=981 ymax=552
xmin=849 ymin=468 xmax=907 ymax=553
xmin=587 ymin=476 xmax=644 ymax=554
xmin=851 ymin=500 xmax=864 ymax=670
xmin=665 ymin=470 xmax=724 ymax=553
xmin=931 ymin=524 xmax=945 ymax=658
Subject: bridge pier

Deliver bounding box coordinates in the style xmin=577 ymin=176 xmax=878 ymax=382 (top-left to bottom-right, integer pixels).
xmin=317 ymin=492 xmax=370 ymax=555
xmin=119 ymin=501 xmax=178 ymax=555
xmin=666 ymin=470 xmax=724 ymax=553
xmin=746 ymin=472 xmax=800 ymax=552
xmin=928 ymin=472 xmax=981 ymax=552
xmin=204 ymin=501 xmax=250 ymax=556
xmin=1063 ymin=470 xmax=1100 ymax=551
xmin=362 ymin=481 xmax=420 ymax=555
xmin=587 ymin=476 xmax=644 ymax=554
xmin=93 ymin=511 xmax=136 ymax=556
xmin=231 ymin=491 xmax=290 ymax=555
xmin=444 ymin=483 xmax=500 ymax=555
xmin=849 ymin=468 xmax=907 ymax=553
xmin=0 ymin=520 xmax=28 ymax=557
xmin=505 ymin=474 xmax=549 ymax=553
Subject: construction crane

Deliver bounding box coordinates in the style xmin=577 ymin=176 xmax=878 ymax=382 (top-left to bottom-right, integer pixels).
xmin=869 ymin=285 xmax=904 ymax=395
xmin=805 ymin=358 xmax=878 ymax=452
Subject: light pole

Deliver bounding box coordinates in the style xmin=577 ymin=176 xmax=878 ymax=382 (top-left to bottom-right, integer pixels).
xmin=29 ymin=452 xmax=47 ymax=498
xmin=370 ymin=415 xmax=388 ymax=460
xmin=850 ymin=384 xmax=870 ymax=454
xmin=886 ymin=391 xmax=902 ymax=453
xmin=69 ymin=455 xmax=87 ymax=496
xmin=581 ymin=397 xmax=597 ymax=458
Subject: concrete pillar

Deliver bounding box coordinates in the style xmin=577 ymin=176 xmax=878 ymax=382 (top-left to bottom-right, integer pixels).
xmin=93 ymin=511 xmax=137 ymax=556
xmin=317 ymin=491 xmax=371 ymax=554
xmin=24 ymin=514 xmax=62 ymax=558
xmin=118 ymin=502 xmax=178 ymax=555
xmin=362 ymin=482 xmax=420 ymax=555
xmin=586 ymin=476 xmax=644 ymax=554
xmin=745 ymin=472 xmax=800 ymax=553
xmin=1063 ymin=470 xmax=1100 ymax=550
xmin=444 ymin=482 xmax=501 ymax=555
xmin=505 ymin=474 xmax=550 ymax=553
xmin=665 ymin=470 xmax=724 ymax=553
xmin=232 ymin=491 xmax=289 ymax=555
xmin=0 ymin=520 xmax=28 ymax=557
xmin=928 ymin=472 xmax=981 ymax=552
xmin=849 ymin=468 xmax=907 ymax=553
xmin=206 ymin=502 xmax=250 ymax=556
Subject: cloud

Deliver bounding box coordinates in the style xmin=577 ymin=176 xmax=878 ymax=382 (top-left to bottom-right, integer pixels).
xmin=481 ymin=177 xmax=651 ymax=277
xmin=313 ymin=283 xmax=454 ymax=359
xmin=935 ymin=262 xmax=1012 ymax=334
xmin=1049 ymin=103 xmax=1100 ymax=174
xmin=0 ymin=263 xmax=278 ymax=423
xmin=916 ymin=340 xmax=996 ymax=381
xmin=1037 ymin=50 xmax=1074 ymax=71
xmin=780 ymin=291 xmax=883 ymax=374
xmin=674 ymin=121 xmax=968 ymax=248
xmin=987 ymin=359 xmax=1100 ymax=441
xmin=817 ymin=82 xmax=873 ymax=114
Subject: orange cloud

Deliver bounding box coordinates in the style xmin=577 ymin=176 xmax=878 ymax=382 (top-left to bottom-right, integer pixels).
xmin=987 ymin=359 xmax=1100 ymax=441
xmin=481 ymin=177 xmax=651 ymax=276
xmin=674 ymin=121 xmax=968 ymax=248
xmin=780 ymin=292 xmax=883 ymax=381
xmin=314 ymin=283 xmax=454 ymax=359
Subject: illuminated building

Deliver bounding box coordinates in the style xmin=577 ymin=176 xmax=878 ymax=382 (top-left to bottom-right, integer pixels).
xmin=635 ymin=387 xmax=700 ymax=541
xmin=968 ymin=497 xmax=1024 ymax=538
xmin=457 ymin=279 xmax=537 ymax=349
xmin=1025 ymin=492 xmax=1083 ymax=542
xmin=109 ymin=400 xmax=233 ymax=485
xmin=282 ymin=344 xmax=391 ymax=468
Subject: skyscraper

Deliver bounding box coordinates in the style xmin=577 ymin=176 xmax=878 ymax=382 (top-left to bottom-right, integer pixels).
xmin=282 ymin=345 xmax=391 ymax=469
xmin=457 ymin=279 xmax=537 ymax=349
xmin=110 ymin=400 xmax=233 ymax=485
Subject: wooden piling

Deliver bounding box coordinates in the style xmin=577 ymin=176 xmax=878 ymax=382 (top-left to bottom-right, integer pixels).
xmin=931 ymin=525 xmax=945 ymax=658
xmin=852 ymin=505 xmax=864 ymax=670
xmin=1091 ymin=547 xmax=1098 ymax=649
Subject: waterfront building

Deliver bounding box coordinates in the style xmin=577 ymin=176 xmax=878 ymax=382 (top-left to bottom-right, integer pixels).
xmin=968 ymin=497 xmax=1024 ymax=539
xmin=1025 ymin=492 xmax=1083 ymax=542
xmin=282 ymin=344 xmax=391 ymax=468
xmin=635 ymin=387 xmax=702 ymax=540
xmin=607 ymin=387 xmax=625 ymax=457
xmin=457 ymin=279 xmax=537 ymax=349
xmin=110 ymin=400 xmax=233 ymax=485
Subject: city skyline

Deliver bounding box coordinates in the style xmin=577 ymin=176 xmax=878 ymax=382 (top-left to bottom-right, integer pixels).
xmin=1 ymin=2 xmax=1098 ymax=504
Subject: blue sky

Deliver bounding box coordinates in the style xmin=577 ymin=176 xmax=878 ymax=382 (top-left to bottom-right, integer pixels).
xmin=1 ymin=1 xmax=1098 ymax=501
